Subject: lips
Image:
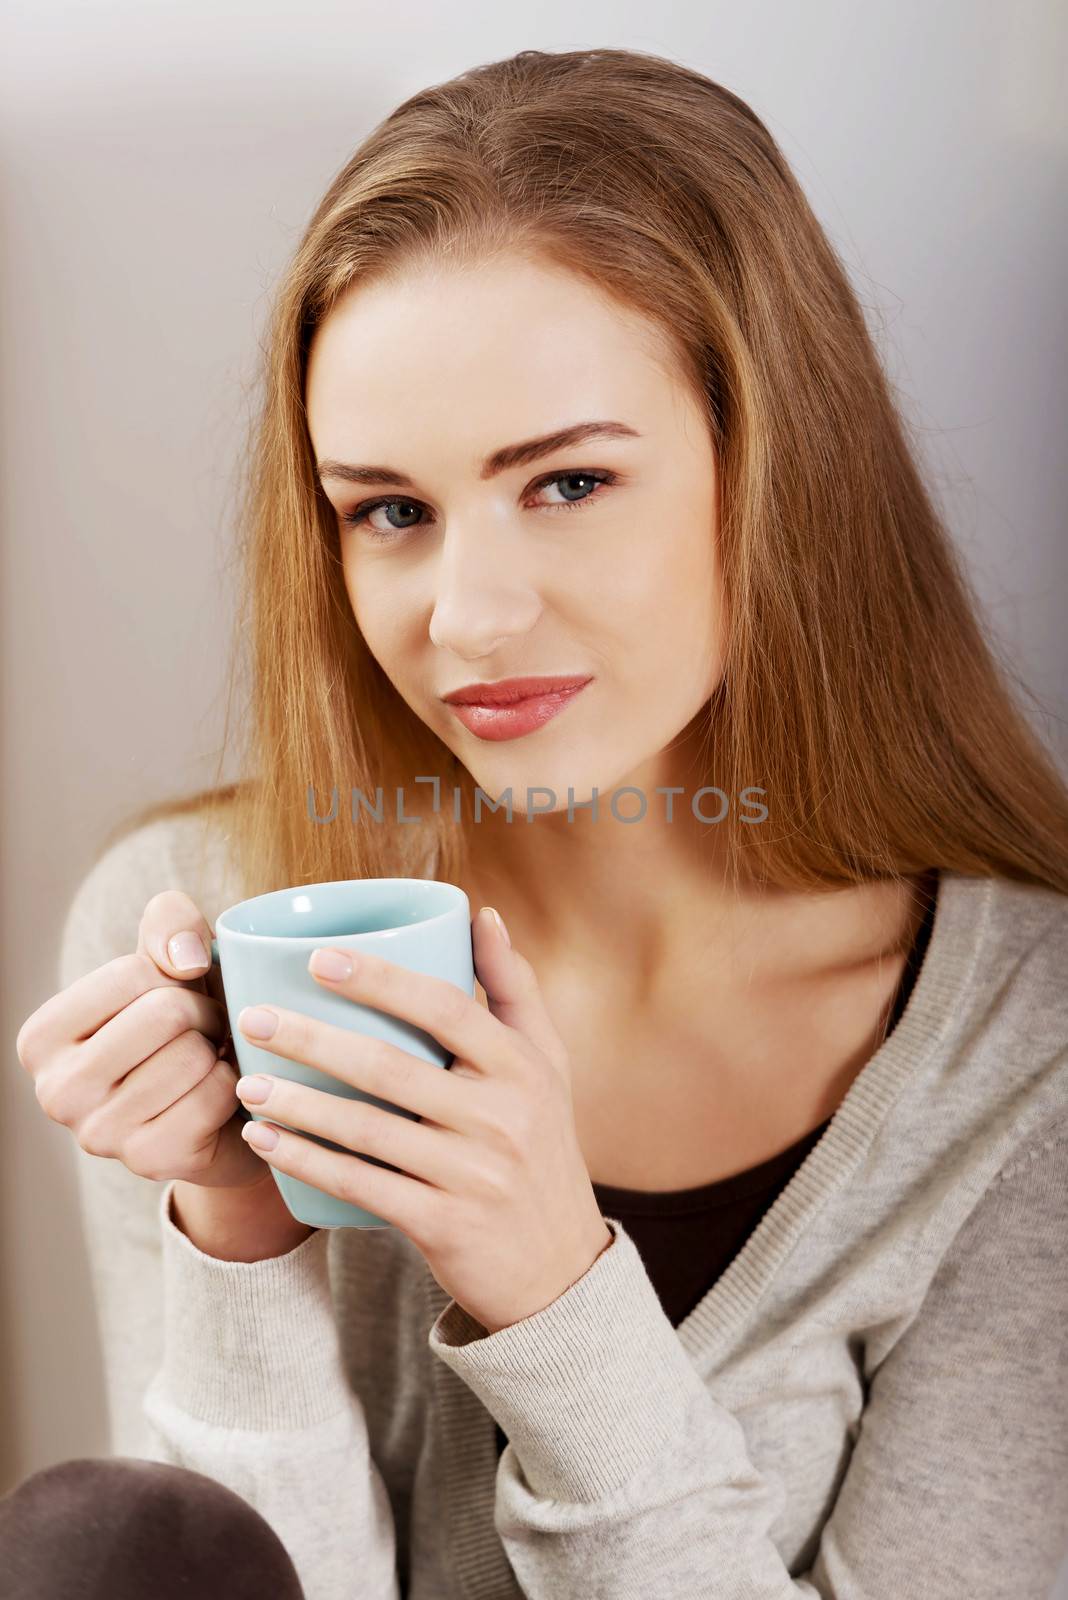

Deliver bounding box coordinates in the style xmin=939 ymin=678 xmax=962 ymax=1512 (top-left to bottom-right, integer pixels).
xmin=441 ymin=674 xmax=594 ymax=707
xmin=443 ymin=678 xmax=593 ymax=742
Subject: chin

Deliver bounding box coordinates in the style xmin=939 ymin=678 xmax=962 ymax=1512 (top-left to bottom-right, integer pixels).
xmin=465 ymin=752 xmax=634 ymax=819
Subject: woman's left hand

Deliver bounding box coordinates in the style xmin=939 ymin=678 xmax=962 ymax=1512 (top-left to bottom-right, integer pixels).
xmin=233 ymin=907 xmax=613 ymax=1334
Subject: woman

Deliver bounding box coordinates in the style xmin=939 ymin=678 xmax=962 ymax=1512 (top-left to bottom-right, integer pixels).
xmin=12 ymin=45 xmax=1068 ymax=1600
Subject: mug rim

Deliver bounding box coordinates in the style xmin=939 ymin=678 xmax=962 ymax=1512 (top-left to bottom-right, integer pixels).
xmin=214 ymin=876 xmax=468 ymax=944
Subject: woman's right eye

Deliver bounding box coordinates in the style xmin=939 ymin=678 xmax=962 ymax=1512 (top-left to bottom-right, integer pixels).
xmin=340 ymin=498 xmax=424 ymax=542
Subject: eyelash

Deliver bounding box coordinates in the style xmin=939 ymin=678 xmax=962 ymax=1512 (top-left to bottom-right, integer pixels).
xmin=339 ymin=469 xmax=619 ymax=544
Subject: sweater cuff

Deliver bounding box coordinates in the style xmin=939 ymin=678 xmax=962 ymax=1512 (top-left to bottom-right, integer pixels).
xmin=427 ymin=1216 xmax=709 ymax=1500
xmin=154 ymin=1179 xmax=351 ymax=1431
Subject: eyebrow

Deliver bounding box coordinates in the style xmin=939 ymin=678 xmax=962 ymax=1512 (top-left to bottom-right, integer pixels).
xmin=315 ymin=419 xmax=641 ymax=488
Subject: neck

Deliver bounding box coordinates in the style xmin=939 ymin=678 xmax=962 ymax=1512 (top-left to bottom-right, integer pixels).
xmin=457 ymin=780 xmax=934 ymax=1013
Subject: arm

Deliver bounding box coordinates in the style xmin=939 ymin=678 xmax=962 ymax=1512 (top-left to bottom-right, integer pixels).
xmin=60 ymin=820 xmax=184 ymax=1458
xmin=143 ymin=1179 xmax=400 ymax=1600
xmin=428 ymin=1129 xmax=1068 ymax=1599
xmin=807 ymin=1124 xmax=1068 ymax=1595
xmin=58 ymin=818 xmax=401 ymax=1600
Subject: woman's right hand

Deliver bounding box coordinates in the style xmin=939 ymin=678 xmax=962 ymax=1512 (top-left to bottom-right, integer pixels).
xmin=17 ymin=889 xmax=271 ymax=1192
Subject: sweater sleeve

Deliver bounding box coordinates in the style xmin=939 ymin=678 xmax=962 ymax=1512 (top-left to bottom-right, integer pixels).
xmin=141 ymin=1181 xmax=400 ymax=1600
xmin=56 ymin=819 xmax=401 ymax=1600
xmin=58 ymin=818 xmax=198 ymax=1459
xmin=427 ymin=1129 xmax=1068 ymax=1599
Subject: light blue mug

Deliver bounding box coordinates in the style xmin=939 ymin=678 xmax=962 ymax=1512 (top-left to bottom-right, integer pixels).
xmin=210 ymin=877 xmax=474 ymax=1229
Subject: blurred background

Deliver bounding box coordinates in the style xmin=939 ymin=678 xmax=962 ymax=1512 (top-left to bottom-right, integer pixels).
xmin=2 ymin=0 xmax=1066 ymax=1586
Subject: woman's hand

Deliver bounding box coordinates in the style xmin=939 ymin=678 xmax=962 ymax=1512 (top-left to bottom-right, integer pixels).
xmin=233 ymin=906 xmax=613 ymax=1334
xmin=17 ymin=890 xmax=270 ymax=1194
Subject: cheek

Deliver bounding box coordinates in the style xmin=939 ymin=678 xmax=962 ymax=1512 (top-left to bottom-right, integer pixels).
xmin=341 ymin=555 xmax=412 ymax=672
xmin=602 ymin=521 xmax=723 ymax=695
xmin=601 ymin=518 xmax=721 ymax=637
xmin=661 ymin=509 xmax=723 ymax=669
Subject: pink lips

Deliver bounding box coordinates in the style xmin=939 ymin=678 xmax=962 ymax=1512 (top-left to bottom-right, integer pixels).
xmin=442 ymin=675 xmax=593 ymax=742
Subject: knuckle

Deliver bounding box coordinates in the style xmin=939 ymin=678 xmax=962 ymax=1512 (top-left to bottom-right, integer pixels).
xmin=119 ymin=1130 xmax=173 ymax=1184
xmin=369 ymin=1038 xmax=409 ymax=1096
xmin=77 ymin=1107 xmax=116 ymax=1159
xmin=169 ymin=1028 xmax=218 ymax=1076
xmin=472 ymin=1154 xmax=511 ymax=1201
xmin=434 ymin=982 xmax=469 ymax=1032
xmin=505 ymin=1108 xmax=536 ymax=1157
xmin=480 ymin=1091 xmax=533 ymax=1156
xmin=35 ymin=1069 xmax=86 ymax=1129
xmin=148 ymin=985 xmax=196 ymax=1040
xmin=205 ymin=1052 xmax=237 ymax=1092
xmin=33 ymin=1070 xmax=66 ymax=1122
xmin=363 ymin=1101 xmax=402 ymax=1162
xmin=335 ymin=1162 xmax=363 ymax=1206
xmin=109 ymin=951 xmax=154 ymax=990
xmin=15 ymin=1014 xmax=42 ymax=1071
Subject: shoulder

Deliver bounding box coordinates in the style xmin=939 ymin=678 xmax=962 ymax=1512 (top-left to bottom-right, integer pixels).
xmin=58 ymin=801 xmax=243 ymax=988
xmin=983 ymin=870 xmax=1068 ymax=958
xmin=868 ymin=872 xmax=1068 ymax=1209
xmin=978 ymin=874 xmax=1068 ymax=1064
xmin=933 ymin=871 xmax=1068 ymax=1171
xmin=943 ymin=870 xmax=1068 ymax=1038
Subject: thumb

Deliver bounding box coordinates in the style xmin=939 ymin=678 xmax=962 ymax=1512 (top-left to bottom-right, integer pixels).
xmin=137 ymin=889 xmax=216 ymax=984
xmin=472 ymin=906 xmax=564 ymax=1066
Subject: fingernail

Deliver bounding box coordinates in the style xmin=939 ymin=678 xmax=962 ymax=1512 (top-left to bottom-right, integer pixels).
xmin=235 ymin=1075 xmax=272 ymax=1103
xmin=486 ymin=907 xmax=510 ymax=948
xmin=309 ymin=948 xmax=353 ymax=981
xmin=239 ymin=1006 xmax=279 ymax=1040
xmin=168 ymin=932 xmax=208 ymax=972
xmin=242 ymin=1121 xmax=279 ymax=1151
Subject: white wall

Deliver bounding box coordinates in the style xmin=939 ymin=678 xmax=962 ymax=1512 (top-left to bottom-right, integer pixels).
xmin=2 ymin=0 xmax=1065 ymax=1587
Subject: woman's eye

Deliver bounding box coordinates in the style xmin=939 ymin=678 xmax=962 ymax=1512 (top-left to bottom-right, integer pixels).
xmin=339 ymin=469 xmax=617 ymax=544
xmin=342 ymin=498 xmax=425 ymax=539
xmin=532 ymin=470 xmax=615 ymax=510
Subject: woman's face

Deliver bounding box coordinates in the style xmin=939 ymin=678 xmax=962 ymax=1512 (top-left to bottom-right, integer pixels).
xmin=306 ymin=251 xmax=725 ymax=812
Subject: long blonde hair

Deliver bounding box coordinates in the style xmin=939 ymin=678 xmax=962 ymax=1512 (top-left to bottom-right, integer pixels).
xmin=109 ymin=45 xmax=1068 ymax=907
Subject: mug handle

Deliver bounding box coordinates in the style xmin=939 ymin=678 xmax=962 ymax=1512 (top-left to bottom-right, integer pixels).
xmin=204 ymin=937 xmax=246 ymax=1117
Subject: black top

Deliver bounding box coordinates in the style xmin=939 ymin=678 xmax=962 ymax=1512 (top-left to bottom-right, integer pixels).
xmin=492 ymin=873 xmax=939 ymax=1458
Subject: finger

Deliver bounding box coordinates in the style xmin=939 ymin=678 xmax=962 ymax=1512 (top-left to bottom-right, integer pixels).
xmin=87 ymin=985 xmax=228 ymax=1085
xmin=79 ymin=1031 xmax=230 ymax=1155
xmin=120 ymin=1060 xmax=261 ymax=1189
xmin=18 ymin=951 xmax=207 ymax=1072
xmin=234 ymin=1004 xmax=470 ymax=1129
xmin=44 ymin=986 xmax=228 ymax=1129
xmin=240 ymin=1117 xmax=434 ymax=1239
xmin=234 ymin=1074 xmax=458 ymax=1187
xmin=137 ymin=890 xmax=215 ymax=980
xmin=303 ymin=945 xmax=514 ymax=1079
xmin=469 ymin=907 xmax=565 ymax=1064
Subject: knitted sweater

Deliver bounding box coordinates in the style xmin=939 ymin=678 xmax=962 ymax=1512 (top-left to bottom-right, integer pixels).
xmin=57 ymin=811 xmax=1068 ymax=1599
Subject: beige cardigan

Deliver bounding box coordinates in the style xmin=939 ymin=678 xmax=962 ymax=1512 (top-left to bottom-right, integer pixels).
xmin=59 ymin=810 xmax=1068 ymax=1599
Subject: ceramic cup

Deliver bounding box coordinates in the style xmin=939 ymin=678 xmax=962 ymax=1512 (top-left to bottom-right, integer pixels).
xmin=210 ymin=877 xmax=474 ymax=1228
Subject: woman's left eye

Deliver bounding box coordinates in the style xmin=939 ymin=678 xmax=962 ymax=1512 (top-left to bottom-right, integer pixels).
xmin=530 ymin=469 xmax=617 ymax=511
xmin=339 ymin=469 xmax=618 ymax=543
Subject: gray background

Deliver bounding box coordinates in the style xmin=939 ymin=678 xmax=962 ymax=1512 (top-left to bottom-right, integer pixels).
xmin=2 ymin=1 xmax=1065 ymax=1588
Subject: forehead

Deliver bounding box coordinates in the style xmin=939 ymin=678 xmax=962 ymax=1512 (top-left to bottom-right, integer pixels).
xmin=305 ymin=253 xmax=681 ymax=450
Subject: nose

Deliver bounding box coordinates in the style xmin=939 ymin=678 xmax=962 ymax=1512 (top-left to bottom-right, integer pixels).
xmin=428 ymin=523 xmax=542 ymax=659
